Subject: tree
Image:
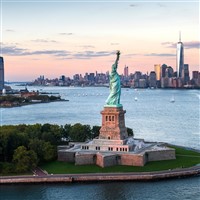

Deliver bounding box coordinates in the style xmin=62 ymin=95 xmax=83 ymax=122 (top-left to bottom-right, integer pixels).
xmin=41 ymin=123 xmax=51 ymax=133
xmin=29 ymin=139 xmax=44 ymax=162
xmin=41 ymin=124 xmax=62 ymax=144
xmin=43 ymin=142 xmax=57 ymax=161
xmin=41 ymin=131 xmax=55 ymax=144
xmin=25 ymin=124 xmax=42 ymax=139
xmin=0 ymin=126 xmax=28 ymax=162
xmin=0 ymin=162 xmax=15 ymax=174
xmin=16 ymin=124 xmax=27 ymax=132
xmin=61 ymin=124 xmax=71 ymax=140
xmin=49 ymin=124 xmax=62 ymax=144
xmin=29 ymin=139 xmax=56 ymax=162
xmin=69 ymin=123 xmax=91 ymax=142
xmin=12 ymin=146 xmax=38 ymax=173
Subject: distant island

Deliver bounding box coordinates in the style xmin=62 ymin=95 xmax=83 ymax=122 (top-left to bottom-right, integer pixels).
xmin=0 ymin=89 xmax=68 ymax=108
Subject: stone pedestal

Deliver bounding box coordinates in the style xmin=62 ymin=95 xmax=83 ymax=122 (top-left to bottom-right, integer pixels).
xmin=99 ymin=106 xmax=128 ymax=140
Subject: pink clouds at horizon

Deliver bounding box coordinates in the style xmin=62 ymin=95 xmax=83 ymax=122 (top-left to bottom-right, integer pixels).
xmin=4 ymin=48 xmax=199 ymax=82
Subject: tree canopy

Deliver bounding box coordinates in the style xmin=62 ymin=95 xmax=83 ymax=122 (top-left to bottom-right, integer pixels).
xmin=0 ymin=123 xmax=134 ymax=174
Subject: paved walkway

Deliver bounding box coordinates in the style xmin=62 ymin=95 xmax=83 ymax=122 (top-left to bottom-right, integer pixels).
xmin=1 ymin=166 xmax=200 ymax=184
xmin=33 ymin=167 xmax=48 ymax=176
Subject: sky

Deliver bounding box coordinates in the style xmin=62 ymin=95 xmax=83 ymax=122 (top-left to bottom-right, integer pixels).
xmin=0 ymin=0 xmax=199 ymax=81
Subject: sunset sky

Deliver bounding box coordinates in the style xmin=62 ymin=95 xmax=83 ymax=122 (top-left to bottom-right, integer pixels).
xmin=0 ymin=0 xmax=199 ymax=81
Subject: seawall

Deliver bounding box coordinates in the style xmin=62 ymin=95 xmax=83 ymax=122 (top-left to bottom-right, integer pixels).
xmin=0 ymin=166 xmax=200 ymax=184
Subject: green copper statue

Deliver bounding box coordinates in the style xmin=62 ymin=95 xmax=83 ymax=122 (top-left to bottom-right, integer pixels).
xmin=105 ymin=50 xmax=122 ymax=107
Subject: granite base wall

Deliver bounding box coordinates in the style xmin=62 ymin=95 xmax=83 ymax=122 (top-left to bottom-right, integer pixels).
xmin=96 ymin=153 xmax=104 ymax=167
xmin=146 ymin=149 xmax=176 ymax=162
xmin=103 ymin=154 xmax=118 ymax=167
xmin=96 ymin=153 xmax=118 ymax=168
xmin=75 ymin=153 xmax=96 ymax=165
xmin=120 ymin=154 xmax=145 ymax=166
xmin=57 ymin=151 xmax=75 ymax=162
xmin=57 ymin=147 xmax=175 ymax=167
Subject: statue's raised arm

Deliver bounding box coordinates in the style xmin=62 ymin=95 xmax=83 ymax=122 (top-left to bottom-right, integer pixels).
xmin=111 ymin=50 xmax=120 ymax=73
xmin=115 ymin=50 xmax=120 ymax=64
xmin=105 ymin=51 xmax=122 ymax=107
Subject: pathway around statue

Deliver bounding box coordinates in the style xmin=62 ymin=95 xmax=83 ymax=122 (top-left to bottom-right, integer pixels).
xmin=33 ymin=167 xmax=48 ymax=176
xmin=1 ymin=166 xmax=200 ymax=184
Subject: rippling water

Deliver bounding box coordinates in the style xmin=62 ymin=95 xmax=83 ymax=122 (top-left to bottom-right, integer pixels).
xmin=0 ymin=177 xmax=200 ymax=200
xmin=0 ymin=85 xmax=199 ymax=200
xmin=1 ymin=85 xmax=199 ymax=148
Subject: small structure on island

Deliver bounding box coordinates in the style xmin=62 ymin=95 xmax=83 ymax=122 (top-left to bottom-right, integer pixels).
xmin=58 ymin=51 xmax=175 ymax=167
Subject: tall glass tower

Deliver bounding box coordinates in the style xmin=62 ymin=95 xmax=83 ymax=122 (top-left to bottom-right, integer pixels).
xmin=176 ymin=32 xmax=184 ymax=78
xmin=0 ymin=57 xmax=4 ymax=90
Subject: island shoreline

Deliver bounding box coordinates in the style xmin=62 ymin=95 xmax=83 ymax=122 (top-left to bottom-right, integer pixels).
xmin=1 ymin=166 xmax=199 ymax=184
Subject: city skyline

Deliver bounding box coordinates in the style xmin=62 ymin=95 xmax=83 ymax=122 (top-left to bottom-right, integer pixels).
xmin=0 ymin=0 xmax=199 ymax=81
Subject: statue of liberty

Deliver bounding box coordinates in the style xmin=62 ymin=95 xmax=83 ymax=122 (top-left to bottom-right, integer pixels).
xmin=105 ymin=50 xmax=122 ymax=107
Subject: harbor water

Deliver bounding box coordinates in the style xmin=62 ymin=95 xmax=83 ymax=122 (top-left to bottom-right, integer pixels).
xmin=0 ymin=85 xmax=199 ymax=200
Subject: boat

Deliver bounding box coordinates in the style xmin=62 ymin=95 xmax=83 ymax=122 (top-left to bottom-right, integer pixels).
xmin=170 ymin=96 xmax=175 ymax=103
xmin=134 ymin=97 xmax=138 ymax=101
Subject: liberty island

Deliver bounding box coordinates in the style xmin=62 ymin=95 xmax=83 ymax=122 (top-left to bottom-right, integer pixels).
xmin=58 ymin=51 xmax=176 ymax=167
xmin=0 ymin=85 xmax=200 ymax=187
xmin=0 ymin=51 xmax=199 ymax=193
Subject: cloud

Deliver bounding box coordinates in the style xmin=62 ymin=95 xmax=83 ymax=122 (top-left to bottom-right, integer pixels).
xmin=2 ymin=45 xmax=29 ymax=56
xmin=5 ymin=29 xmax=15 ymax=32
xmin=161 ymin=42 xmax=172 ymax=45
xmin=162 ymin=41 xmax=200 ymax=49
xmin=2 ymin=44 xmax=69 ymax=57
xmin=2 ymin=44 xmax=114 ymax=59
xmin=79 ymin=45 xmax=95 ymax=49
xmin=157 ymin=3 xmax=166 ymax=7
xmin=161 ymin=42 xmax=176 ymax=48
xmin=73 ymin=51 xmax=115 ymax=59
xmin=184 ymin=41 xmax=200 ymax=49
xmin=28 ymin=50 xmax=70 ymax=56
xmin=31 ymin=39 xmax=58 ymax=43
xmin=110 ymin=43 xmax=119 ymax=45
xmin=59 ymin=33 xmax=73 ymax=35
xmin=129 ymin=4 xmax=137 ymax=7
xmin=3 ymin=43 xmax=177 ymax=60
xmin=124 ymin=53 xmax=138 ymax=57
xmin=144 ymin=53 xmax=176 ymax=57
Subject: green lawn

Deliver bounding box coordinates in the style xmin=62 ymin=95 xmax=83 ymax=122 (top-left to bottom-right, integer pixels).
xmin=41 ymin=146 xmax=200 ymax=174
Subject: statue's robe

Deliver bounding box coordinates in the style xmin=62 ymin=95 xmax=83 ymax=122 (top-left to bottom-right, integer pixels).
xmin=106 ymin=63 xmax=121 ymax=106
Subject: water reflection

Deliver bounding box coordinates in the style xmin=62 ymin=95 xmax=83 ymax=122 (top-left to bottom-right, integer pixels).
xmin=1 ymin=177 xmax=200 ymax=200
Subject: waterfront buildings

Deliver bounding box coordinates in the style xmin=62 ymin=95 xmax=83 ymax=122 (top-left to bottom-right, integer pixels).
xmin=31 ymin=65 xmax=200 ymax=89
xmin=29 ymin=33 xmax=199 ymax=89
xmin=0 ymin=57 xmax=4 ymax=91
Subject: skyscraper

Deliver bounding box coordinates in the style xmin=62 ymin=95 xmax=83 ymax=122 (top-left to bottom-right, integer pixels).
xmin=124 ymin=65 xmax=128 ymax=77
xmin=149 ymin=71 xmax=157 ymax=88
xmin=177 ymin=32 xmax=184 ymax=78
xmin=154 ymin=64 xmax=161 ymax=81
xmin=183 ymin=64 xmax=190 ymax=84
xmin=0 ymin=57 xmax=4 ymax=91
xmin=161 ymin=64 xmax=167 ymax=78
